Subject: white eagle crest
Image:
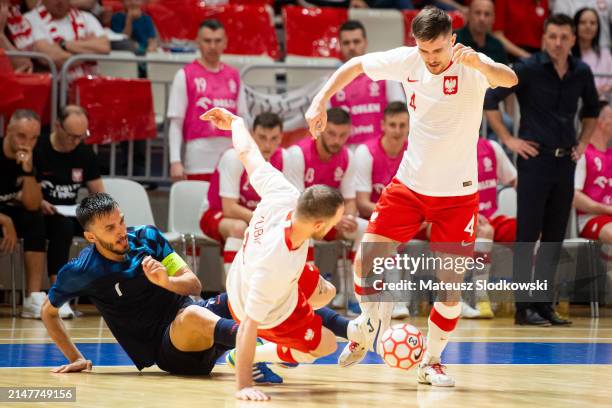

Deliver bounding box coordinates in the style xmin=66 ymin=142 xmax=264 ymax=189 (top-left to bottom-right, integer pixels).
xmin=444 ymin=77 xmax=457 ymax=94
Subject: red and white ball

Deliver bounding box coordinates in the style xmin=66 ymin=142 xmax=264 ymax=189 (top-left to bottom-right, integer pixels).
xmin=380 ymin=323 xmax=425 ymax=370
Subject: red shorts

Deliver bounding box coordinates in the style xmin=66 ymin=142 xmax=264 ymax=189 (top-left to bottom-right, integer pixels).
xmin=367 ymin=178 xmax=479 ymax=254
xmin=488 ymin=215 xmax=516 ymax=243
xmin=199 ymin=209 xmax=224 ymax=243
xmin=580 ymin=215 xmax=612 ymax=240
xmin=186 ymin=173 xmax=212 ymax=182
xmin=229 ymin=263 xmax=323 ymax=353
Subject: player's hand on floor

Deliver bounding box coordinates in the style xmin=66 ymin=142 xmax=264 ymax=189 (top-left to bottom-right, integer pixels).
xmin=52 ymin=358 xmax=92 ymax=373
xmin=200 ymin=107 xmax=238 ymax=130
xmin=236 ymin=387 xmax=270 ymax=401
xmin=142 ymin=256 xmax=169 ymax=287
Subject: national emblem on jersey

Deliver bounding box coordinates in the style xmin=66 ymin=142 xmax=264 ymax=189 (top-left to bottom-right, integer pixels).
xmin=228 ymin=78 xmax=237 ymax=94
xmin=443 ymin=76 xmax=458 ymax=95
xmin=194 ymin=77 xmax=207 ymax=93
xmin=304 ymin=328 xmax=314 ymax=341
xmin=72 ymin=168 xmax=83 ymax=182
xmin=305 ymin=168 xmax=315 ymax=184
xmin=334 ymin=166 xmax=345 ymax=182
xmin=595 ymin=157 xmax=603 ymax=172
xmin=335 ymin=90 xmax=346 ymax=102
xmin=369 ymin=81 xmax=380 ymax=97
xmin=370 ymin=211 xmax=379 ymax=223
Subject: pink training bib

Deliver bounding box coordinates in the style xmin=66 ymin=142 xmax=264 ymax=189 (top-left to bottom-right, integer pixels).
xmin=297 ymin=137 xmax=349 ymax=189
xmin=579 ymin=144 xmax=612 ymax=214
xmin=477 ymin=138 xmax=498 ymax=218
xmin=364 ymin=137 xmax=406 ymax=203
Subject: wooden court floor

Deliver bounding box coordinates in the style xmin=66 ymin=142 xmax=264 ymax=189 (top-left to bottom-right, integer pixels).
xmin=1 ymin=306 xmax=612 ymax=408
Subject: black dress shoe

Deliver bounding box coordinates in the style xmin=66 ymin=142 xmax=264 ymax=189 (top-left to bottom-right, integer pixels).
xmin=536 ymin=305 xmax=572 ymax=326
xmin=514 ymin=308 xmax=552 ymax=326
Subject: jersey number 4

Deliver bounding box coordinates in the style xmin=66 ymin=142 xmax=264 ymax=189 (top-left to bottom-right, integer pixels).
xmin=409 ymin=93 xmax=416 ymax=111
xmin=464 ymin=214 xmax=475 ymax=236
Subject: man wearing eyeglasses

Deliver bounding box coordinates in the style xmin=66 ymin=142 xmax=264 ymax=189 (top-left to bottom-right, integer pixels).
xmin=34 ymin=104 xmax=104 ymax=318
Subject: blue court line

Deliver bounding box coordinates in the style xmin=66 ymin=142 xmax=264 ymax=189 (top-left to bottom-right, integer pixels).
xmin=1 ymin=342 xmax=612 ymax=368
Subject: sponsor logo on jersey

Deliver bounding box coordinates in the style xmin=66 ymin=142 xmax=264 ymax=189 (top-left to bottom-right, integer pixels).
xmin=334 ymin=166 xmax=345 ymax=182
xmin=369 ymin=81 xmax=380 ymax=97
xmin=483 ymin=157 xmax=493 ymax=173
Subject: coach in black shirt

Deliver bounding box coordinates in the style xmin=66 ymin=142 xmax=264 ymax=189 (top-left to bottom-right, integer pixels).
xmin=34 ymin=105 xmax=104 ymax=318
xmin=485 ymin=14 xmax=600 ymax=326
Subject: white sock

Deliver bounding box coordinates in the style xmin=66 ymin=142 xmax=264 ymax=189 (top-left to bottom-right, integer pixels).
xmin=425 ymin=302 xmax=461 ymax=362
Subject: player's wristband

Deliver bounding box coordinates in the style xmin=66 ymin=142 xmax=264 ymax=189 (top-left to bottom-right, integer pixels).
xmin=161 ymin=252 xmax=188 ymax=276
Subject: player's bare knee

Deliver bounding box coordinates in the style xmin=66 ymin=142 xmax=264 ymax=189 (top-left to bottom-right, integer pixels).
xmin=178 ymin=305 xmax=218 ymax=335
xmin=600 ymin=224 xmax=612 ymax=244
xmin=229 ymin=220 xmax=248 ymax=238
xmin=477 ymin=223 xmax=494 ymax=240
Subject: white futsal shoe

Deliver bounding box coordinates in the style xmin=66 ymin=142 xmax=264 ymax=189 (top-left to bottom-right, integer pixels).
xmin=391 ymin=302 xmax=410 ymax=319
xmin=58 ymin=302 xmax=76 ymax=319
xmin=417 ymin=354 xmax=455 ymax=387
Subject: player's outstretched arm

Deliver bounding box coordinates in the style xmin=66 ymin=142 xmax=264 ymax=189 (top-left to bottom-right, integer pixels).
xmin=234 ymin=317 xmax=270 ymax=401
xmin=306 ymin=57 xmax=365 ymax=137
xmin=200 ymin=108 xmax=265 ymax=177
xmin=452 ymin=43 xmax=518 ymax=89
xmin=41 ymin=299 xmax=92 ymax=373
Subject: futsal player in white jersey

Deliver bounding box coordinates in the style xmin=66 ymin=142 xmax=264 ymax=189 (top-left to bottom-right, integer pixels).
xmin=306 ymin=6 xmax=518 ymax=387
xmin=200 ymin=107 xmax=374 ymax=401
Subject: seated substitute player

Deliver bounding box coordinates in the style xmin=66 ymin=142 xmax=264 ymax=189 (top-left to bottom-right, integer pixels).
xmin=574 ymin=104 xmax=612 ymax=300
xmin=40 ymin=192 xmax=283 ymax=383
xmin=354 ymin=101 xmax=409 ymax=318
xmin=305 ymin=6 xmax=518 ymax=386
xmin=199 ymin=112 xmax=289 ymax=278
xmin=286 ymin=107 xmax=368 ymax=313
xmin=200 ymin=107 xmax=374 ymax=401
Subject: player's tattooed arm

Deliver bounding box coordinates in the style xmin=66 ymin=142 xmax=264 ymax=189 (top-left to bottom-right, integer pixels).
xmin=452 ymin=43 xmax=518 ymax=89
xmin=200 ymin=108 xmax=266 ymax=176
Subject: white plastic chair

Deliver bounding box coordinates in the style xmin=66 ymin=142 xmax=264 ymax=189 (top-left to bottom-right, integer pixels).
xmin=102 ymin=178 xmax=155 ymax=226
xmin=348 ymin=9 xmax=404 ymax=52
xmin=496 ymin=186 xmax=517 ymax=217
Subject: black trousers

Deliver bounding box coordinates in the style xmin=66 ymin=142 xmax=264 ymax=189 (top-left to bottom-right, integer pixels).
xmin=43 ymin=214 xmax=83 ymax=278
xmin=0 ymin=205 xmax=45 ymax=252
xmin=513 ymin=155 xmax=576 ymax=312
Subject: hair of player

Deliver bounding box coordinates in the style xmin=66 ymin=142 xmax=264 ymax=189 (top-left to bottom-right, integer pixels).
xmin=58 ymin=104 xmax=88 ymax=126
xmin=253 ymin=112 xmax=283 ymax=132
xmin=384 ymin=101 xmax=409 ymax=117
xmin=199 ymin=19 xmax=224 ymax=31
xmin=572 ymin=8 xmax=600 ymax=58
xmin=9 ymin=109 xmax=40 ymax=124
xmin=296 ymin=185 xmax=344 ymax=221
xmin=544 ymin=13 xmax=575 ymax=33
xmin=411 ymin=6 xmax=452 ymax=42
xmin=339 ymin=20 xmax=367 ymax=38
xmin=77 ymin=192 xmax=119 ymax=230
xmin=327 ymin=107 xmax=351 ymax=125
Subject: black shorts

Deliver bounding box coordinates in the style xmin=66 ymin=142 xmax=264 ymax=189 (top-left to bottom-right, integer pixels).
xmin=156 ymin=294 xmax=233 ymax=376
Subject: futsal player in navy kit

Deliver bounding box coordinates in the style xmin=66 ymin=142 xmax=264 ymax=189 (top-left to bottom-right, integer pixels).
xmin=40 ymin=192 xmax=282 ymax=382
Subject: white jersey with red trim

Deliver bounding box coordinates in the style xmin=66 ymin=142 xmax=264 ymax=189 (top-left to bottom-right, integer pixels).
xmin=361 ymin=46 xmax=493 ymax=197
xmin=226 ymin=163 xmax=309 ymax=329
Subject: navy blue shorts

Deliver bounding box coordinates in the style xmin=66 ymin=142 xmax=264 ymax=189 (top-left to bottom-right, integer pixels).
xmin=156 ymin=294 xmax=233 ymax=375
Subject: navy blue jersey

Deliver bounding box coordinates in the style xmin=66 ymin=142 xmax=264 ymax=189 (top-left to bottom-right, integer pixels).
xmin=48 ymin=225 xmax=189 ymax=370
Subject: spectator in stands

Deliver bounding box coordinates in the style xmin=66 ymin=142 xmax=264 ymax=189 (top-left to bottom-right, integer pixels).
xmin=422 ymin=0 xmax=468 ymax=14
xmin=24 ymin=0 xmax=110 ymax=75
xmin=0 ymin=0 xmax=33 ymax=71
xmin=290 ymin=0 xmax=414 ymax=9
xmin=331 ymin=20 xmax=405 ymax=147
xmin=555 ymin=0 xmax=611 ymax=50
xmin=0 ymin=109 xmax=46 ymax=319
xmin=492 ymin=0 xmax=549 ymax=60
xmin=286 ymin=108 xmax=367 ymax=315
xmin=574 ymin=104 xmax=612 ymax=241
xmin=199 ymin=112 xmax=288 ymax=279
xmin=573 ymin=105 xmax=612 ymax=303
xmin=572 ymin=7 xmax=612 ymax=100
xmin=110 ymin=0 xmax=158 ymax=54
xmin=168 ymin=19 xmax=246 ymax=182
xmin=485 ymin=14 xmax=600 ymax=327
xmin=33 ymin=105 xmax=104 ymax=319
xmin=455 ymin=0 xmax=508 ymax=65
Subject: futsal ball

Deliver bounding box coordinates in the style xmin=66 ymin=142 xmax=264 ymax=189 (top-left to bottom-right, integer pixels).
xmin=380 ymin=323 xmax=425 ymax=370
